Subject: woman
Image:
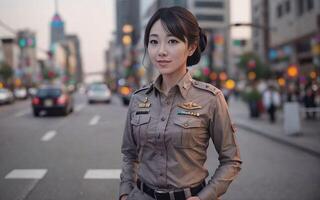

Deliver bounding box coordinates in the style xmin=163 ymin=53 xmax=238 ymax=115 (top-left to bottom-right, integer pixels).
xmin=119 ymin=6 xmax=242 ymax=200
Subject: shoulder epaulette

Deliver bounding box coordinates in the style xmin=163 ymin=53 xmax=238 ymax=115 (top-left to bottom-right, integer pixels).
xmin=133 ymin=83 xmax=152 ymax=95
xmin=192 ymin=80 xmax=220 ymax=95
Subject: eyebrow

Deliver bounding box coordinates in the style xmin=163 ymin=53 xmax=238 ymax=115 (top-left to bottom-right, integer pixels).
xmin=149 ymin=33 xmax=174 ymax=38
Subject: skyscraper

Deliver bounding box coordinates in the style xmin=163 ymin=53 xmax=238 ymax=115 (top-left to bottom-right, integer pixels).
xmin=50 ymin=0 xmax=65 ymax=48
xmin=116 ymin=0 xmax=140 ymax=46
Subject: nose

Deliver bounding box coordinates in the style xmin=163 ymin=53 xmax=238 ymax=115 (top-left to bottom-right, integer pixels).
xmin=158 ymin=43 xmax=167 ymax=57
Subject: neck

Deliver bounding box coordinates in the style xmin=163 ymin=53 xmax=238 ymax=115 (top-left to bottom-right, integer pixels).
xmin=161 ymin=68 xmax=187 ymax=95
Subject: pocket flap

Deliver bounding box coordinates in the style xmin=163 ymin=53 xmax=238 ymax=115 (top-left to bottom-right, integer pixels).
xmin=131 ymin=114 xmax=151 ymax=126
xmin=174 ymin=117 xmax=203 ymax=128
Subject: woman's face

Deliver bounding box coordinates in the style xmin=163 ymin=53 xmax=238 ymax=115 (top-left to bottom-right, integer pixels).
xmin=147 ymin=20 xmax=195 ymax=77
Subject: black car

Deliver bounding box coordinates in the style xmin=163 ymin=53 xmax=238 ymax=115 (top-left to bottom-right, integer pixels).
xmin=31 ymin=86 xmax=74 ymax=116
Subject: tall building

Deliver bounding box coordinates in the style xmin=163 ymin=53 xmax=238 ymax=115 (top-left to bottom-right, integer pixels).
xmin=50 ymin=0 xmax=65 ymax=48
xmin=268 ymin=0 xmax=320 ymax=76
xmin=188 ymin=0 xmax=231 ymax=74
xmin=0 ymin=38 xmax=19 ymax=71
xmin=116 ymin=0 xmax=141 ymax=46
xmin=16 ymin=30 xmax=40 ymax=86
xmin=251 ymin=0 xmax=269 ymax=63
xmin=65 ymin=35 xmax=83 ymax=84
xmin=158 ymin=0 xmax=187 ymax=7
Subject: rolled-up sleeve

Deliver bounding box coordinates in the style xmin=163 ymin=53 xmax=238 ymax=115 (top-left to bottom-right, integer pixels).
xmin=119 ymin=97 xmax=138 ymax=199
xmin=198 ymin=92 xmax=242 ymax=200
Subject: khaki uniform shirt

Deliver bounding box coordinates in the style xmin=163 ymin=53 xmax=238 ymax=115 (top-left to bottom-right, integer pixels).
xmin=120 ymin=72 xmax=242 ymax=200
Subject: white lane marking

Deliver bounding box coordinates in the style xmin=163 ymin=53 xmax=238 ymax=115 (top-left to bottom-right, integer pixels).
xmin=84 ymin=169 xmax=121 ymax=179
xmin=41 ymin=130 xmax=57 ymax=142
xmin=14 ymin=108 xmax=31 ymax=117
xmin=75 ymin=104 xmax=85 ymax=112
xmin=89 ymin=115 xmax=100 ymax=126
xmin=5 ymin=169 xmax=47 ymax=179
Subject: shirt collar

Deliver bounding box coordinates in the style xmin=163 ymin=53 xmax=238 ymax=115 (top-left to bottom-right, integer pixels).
xmin=152 ymin=71 xmax=192 ymax=99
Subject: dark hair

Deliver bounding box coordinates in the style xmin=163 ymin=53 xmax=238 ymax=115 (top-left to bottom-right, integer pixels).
xmin=144 ymin=6 xmax=207 ymax=66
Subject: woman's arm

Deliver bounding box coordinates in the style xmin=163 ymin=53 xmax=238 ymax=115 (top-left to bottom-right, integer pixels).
xmin=119 ymin=98 xmax=139 ymax=199
xmin=197 ymin=92 xmax=242 ymax=200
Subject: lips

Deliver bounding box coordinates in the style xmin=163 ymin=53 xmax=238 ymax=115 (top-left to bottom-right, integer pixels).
xmin=156 ymin=60 xmax=172 ymax=66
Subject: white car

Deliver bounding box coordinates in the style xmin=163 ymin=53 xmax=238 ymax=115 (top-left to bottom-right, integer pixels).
xmin=14 ymin=88 xmax=28 ymax=99
xmin=87 ymin=83 xmax=112 ymax=104
xmin=0 ymin=88 xmax=15 ymax=104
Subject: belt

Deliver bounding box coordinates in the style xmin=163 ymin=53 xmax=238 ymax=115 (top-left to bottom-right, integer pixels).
xmin=137 ymin=179 xmax=205 ymax=200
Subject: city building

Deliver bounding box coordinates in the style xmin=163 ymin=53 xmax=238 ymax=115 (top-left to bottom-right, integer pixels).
xmin=65 ymin=35 xmax=83 ymax=85
xmin=158 ymin=0 xmax=187 ymax=7
xmin=0 ymin=38 xmax=19 ymax=72
xmin=269 ymin=0 xmax=320 ymax=78
xmin=16 ymin=30 xmax=40 ymax=87
xmin=116 ymin=0 xmax=141 ymax=47
xmin=50 ymin=13 xmax=65 ymax=48
xmin=251 ymin=0 xmax=269 ymax=63
xmin=188 ymin=0 xmax=231 ymax=79
xmin=113 ymin=0 xmax=141 ymax=87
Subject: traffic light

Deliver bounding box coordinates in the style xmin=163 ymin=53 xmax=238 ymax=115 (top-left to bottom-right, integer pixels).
xmin=17 ymin=31 xmax=36 ymax=48
xmin=18 ymin=38 xmax=27 ymax=48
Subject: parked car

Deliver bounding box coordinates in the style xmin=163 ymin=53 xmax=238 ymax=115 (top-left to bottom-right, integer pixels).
xmin=14 ymin=87 xmax=28 ymax=99
xmin=28 ymin=87 xmax=38 ymax=97
xmin=0 ymin=88 xmax=15 ymax=105
xmin=86 ymin=83 xmax=112 ymax=104
xmin=31 ymin=85 xmax=74 ymax=116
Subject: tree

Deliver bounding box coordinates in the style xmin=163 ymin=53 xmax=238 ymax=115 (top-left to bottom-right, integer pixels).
xmin=238 ymin=52 xmax=271 ymax=80
xmin=0 ymin=62 xmax=13 ymax=84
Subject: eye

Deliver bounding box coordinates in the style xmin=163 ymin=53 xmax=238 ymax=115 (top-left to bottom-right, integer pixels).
xmin=149 ymin=40 xmax=158 ymax=45
xmin=168 ymin=39 xmax=179 ymax=44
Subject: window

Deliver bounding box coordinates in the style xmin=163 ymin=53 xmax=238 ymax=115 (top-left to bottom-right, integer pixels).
xmin=285 ymin=1 xmax=291 ymax=13
xmin=296 ymin=0 xmax=304 ymax=16
xmin=195 ymin=1 xmax=224 ymax=8
xmin=307 ymin=0 xmax=314 ymax=11
xmin=196 ymin=14 xmax=224 ymax=22
xmin=277 ymin=4 xmax=283 ymax=18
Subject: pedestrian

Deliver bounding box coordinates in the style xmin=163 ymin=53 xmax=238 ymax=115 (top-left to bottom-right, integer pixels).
xmin=303 ymin=86 xmax=316 ymax=119
xmin=119 ymin=6 xmax=242 ymax=200
xmin=262 ymin=85 xmax=281 ymax=123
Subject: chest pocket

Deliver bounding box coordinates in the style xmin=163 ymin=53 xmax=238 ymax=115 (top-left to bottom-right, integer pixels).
xmin=131 ymin=113 xmax=151 ymax=147
xmin=173 ymin=117 xmax=208 ymax=148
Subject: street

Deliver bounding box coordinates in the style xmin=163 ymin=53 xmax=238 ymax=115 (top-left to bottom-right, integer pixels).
xmin=1 ymin=92 xmax=320 ymax=200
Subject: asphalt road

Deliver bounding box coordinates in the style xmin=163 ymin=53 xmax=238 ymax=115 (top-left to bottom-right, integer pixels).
xmin=0 ymin=92 xmax=319 ymax=200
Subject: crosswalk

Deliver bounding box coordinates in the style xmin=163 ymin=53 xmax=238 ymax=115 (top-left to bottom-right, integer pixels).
xmin=3 ymin=169 xmax=121 ymax=180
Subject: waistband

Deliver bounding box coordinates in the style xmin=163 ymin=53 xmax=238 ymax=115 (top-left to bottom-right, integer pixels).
xmin=136 ymin=179 xmax=205 ymax=200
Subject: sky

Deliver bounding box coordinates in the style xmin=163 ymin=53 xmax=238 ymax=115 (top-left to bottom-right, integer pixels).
xmin=0 ymin=0 xmax=250 ymax=74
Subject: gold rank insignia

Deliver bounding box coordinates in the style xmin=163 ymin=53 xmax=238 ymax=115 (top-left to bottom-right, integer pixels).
xmin=138 ymin=97 xmax=151 ymax=108
xmin=178 ymin=102 xmax=202 ymax=110
xmin=177 ymin=110 xmax=200 ymax=117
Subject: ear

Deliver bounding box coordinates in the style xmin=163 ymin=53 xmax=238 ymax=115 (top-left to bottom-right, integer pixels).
xmin=188 ymin=43 xmax=197 ymax=56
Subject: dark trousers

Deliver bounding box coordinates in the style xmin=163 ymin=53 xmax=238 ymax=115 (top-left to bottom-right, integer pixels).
xmin=268 ymin=104 xmax=276 ymax=123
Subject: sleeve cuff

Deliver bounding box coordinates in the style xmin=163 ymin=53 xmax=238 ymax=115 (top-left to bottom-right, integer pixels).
xmin=197 ymin=186 xmax=218 ymax=200
xmin=119 ymin=182 xmax=134 ymax=200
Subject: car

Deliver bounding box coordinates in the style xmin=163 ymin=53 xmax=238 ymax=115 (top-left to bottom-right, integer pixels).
xmin=86 ymin=83 xmax=112 ymax=104
xmin=28 ymin=87 xmax=38 ymax=97
xmin=14 ymin=87 xmax=28 ymax=99
xmin=31 ymin=85 xmax=74 ymax=116
xmin=0 ymin=88 xmax=15 ymax=105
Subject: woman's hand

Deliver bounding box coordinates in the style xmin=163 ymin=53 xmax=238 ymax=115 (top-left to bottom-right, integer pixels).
xmin=187 ymin=197 xmax=201 ymax=200
xmin=120 ymin=195 xmax=128 ymax=200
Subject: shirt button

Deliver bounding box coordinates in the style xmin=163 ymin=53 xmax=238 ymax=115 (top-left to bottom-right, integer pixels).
xmin=184 ymin=122 xmax=189 ymax=127
xmin=161 ymin=117 xmax=166 ymax=121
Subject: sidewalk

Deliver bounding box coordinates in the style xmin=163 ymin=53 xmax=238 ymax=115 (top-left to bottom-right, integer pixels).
xmin=228 ymin=96 xmax=320 ymax=158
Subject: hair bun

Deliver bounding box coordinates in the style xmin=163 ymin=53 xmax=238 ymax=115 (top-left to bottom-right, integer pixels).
xmin=199 ymin=27 xmax=207 ymax=52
